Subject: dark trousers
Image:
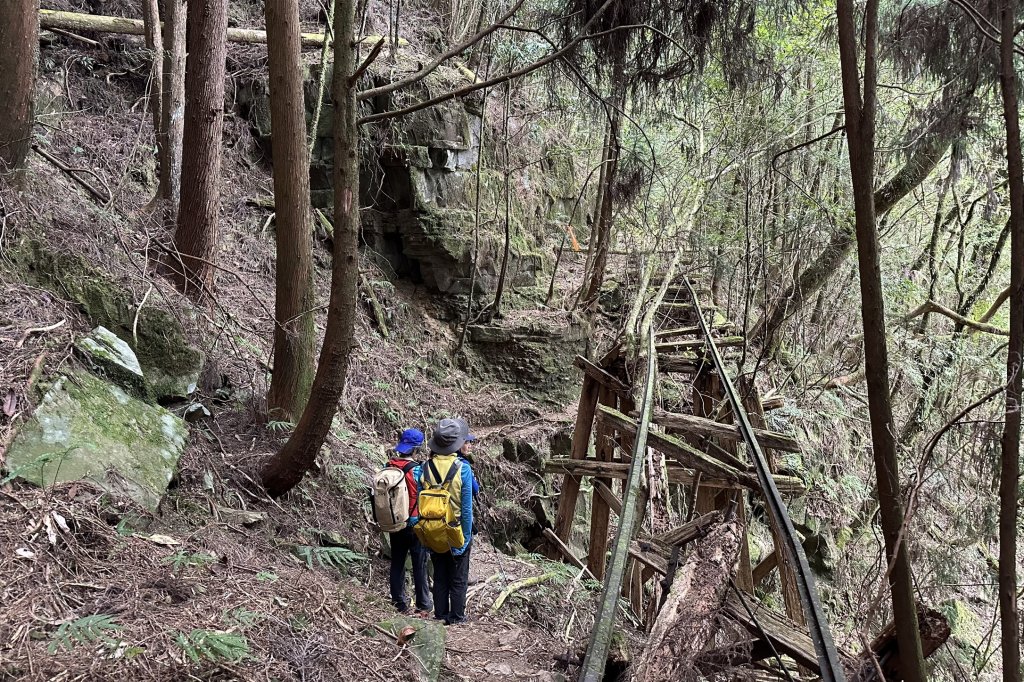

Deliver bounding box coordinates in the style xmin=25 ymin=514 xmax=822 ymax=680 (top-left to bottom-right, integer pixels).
xmin=389 ymin=527 xmax=431 ymax=612
xmin=430 ymin=540 xmax=472 ymax=624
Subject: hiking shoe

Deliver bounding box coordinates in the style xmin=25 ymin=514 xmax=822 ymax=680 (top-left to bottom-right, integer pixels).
xmin=414 ymin=609 xmax=432 ymax=618
xmin=445 ymin=617 xmax=468 ymax=626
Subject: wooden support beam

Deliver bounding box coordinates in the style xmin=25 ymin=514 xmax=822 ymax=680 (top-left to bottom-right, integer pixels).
xmin=652 ymin=510 xmax=722 ymax=547
xmin=542 ymin=528 xmax=597 ymax=581
xmin=659 ymin=355 xmax=710 ymax=374
xmin=655 ymin=323 xmax=735 ymax=340
xmin=593 ymin=480 xmax=622 ymax=516
xmin=649 ymin=408 xmax=801 ymax=453
xmin=542 ymin=459 xmax=807 ymax=494
xmin=551 ymin=375 xmax=600 ymax=552
xmin=588 ymin=386 xmax=616 ymax=579
xmin=655 ymin=336 xmax=745 ymax=353
xmin=752 ymin=549 xmax=778 ymax=587
xmin=724 ymin=595 xmax=821 ymax=672
xmin=761 ymin=395 xmax=786 ymax=411
xmin=596 ymin=404 xmax=749 ymax=484
xmin=629 ymin=543 xmax=669 ymax=576
xmin=573 ymin=355 xmax=630 ymax=397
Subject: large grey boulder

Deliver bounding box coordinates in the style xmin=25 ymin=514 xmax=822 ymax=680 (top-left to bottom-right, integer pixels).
xmin=6 ymin=369 xmax=188 ymax=511
xmin=74 ymin=326 xmax=148 ymax=399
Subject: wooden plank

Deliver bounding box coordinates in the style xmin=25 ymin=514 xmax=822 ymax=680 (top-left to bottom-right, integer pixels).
xmin=542 ymin=459 xmax=807 ymax=494
xmin=551 ymin=375 xmax=600 ymax=550
xmin=596 ymin=405 xmax=747 ymax=483
xmin=653 ymin=510 xmax=722 ymax=547
xmin=655 ymin=323 xmax=734 ymax=340
xmin=655 ymin=336 xmax=745 ymax=353
xmin=593 ymin=480 xmax=622 ymax=516
xmin=588 ymin=386 xmax=615 ymax=580
xmin=650 ymin=408 xmax=801 ymax=453
xmin=542 ymin=528 xmax=597 ymax=581
xmin=752 ymin=549 xmax=779 ymax=587
xmin=659 ymin=355 xmax=710 ymax=374
xmin=573 ymin=355 xmax=630 ymax=397
xmin=724 ymin=595 xmax=820 ymax=672
xmin=761 ymin=394 xmax=786 ymax=411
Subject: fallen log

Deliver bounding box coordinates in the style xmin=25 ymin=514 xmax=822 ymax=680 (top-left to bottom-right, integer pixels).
xmin=38 ymin=9 xmax=397 ymax=49
xmin=631 ymin=522 xmax=741 ymax=681
xmin=849 ymin=606 xmax=950 ymax=681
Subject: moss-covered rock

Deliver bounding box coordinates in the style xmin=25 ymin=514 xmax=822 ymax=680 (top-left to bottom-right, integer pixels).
xmin=12 ymin=239 xmax=203 ymax=399
xmin=372 ymin=616 xmax=446 ymax=681
xmin=6 ymin=369 xmax=188 ymax=512
xmin=75 ymin=326 xmax=149 ymax=400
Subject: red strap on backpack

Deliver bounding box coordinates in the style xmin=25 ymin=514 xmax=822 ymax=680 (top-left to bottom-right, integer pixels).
xmin=389 ymin=458 xmax=419 ymax=516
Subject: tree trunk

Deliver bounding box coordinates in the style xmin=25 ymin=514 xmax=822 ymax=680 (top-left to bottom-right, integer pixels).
xmin=262 ymin=0 xmax=360 ymax=497
xmin=160 ymin=0 xmax=186 ymax=212
xmin=751 ymin=117 xmax=962 ymax=349
xmin=490 ymin=79 xmax=513 ymax=319
xmin=141 ymin=0 xmax=163 ymax=198
xmin=0 ymin=0 xmax=38 ymax=174
xmin=836 ymin=1 xmax=927 ymax=681
xmin=265 ymin=0 xmax=317 ymax=421
xmin=997 ymin=0 xmax=1023 ymax=678
xmin=170 ymin=0 xmax=228 ymax=298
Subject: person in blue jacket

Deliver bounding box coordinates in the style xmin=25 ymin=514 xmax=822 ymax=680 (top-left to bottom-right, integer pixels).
xmin=420 ymin=418 xmax=475 ymax=625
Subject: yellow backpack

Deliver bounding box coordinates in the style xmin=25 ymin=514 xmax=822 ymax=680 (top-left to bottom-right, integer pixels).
xmin=414 ymin=457 xmax=466 ymax=553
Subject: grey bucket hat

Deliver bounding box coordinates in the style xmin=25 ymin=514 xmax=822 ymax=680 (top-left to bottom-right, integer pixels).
xmin=428 ymin=418 xmax=469 ymax=455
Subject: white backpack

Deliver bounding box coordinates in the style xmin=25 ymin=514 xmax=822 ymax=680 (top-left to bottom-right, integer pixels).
xmin=371 ymin=460 xmax=416 ymax=532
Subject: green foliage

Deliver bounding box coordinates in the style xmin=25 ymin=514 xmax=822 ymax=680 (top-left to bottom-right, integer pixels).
xmin=223 ymin=608 xmax=263 ymax=628
xmin=292 ymin=545 xmax=366 ymax=570
xmin=48 ymin=614 xmax=122 ymax=653
xmin=255 ymin=571 xmax=278 ymax=582
xmin=174 ymin=629 xmax=250 ymax=664
xmin=162 ymin=551 xmax=217 ymax=573
xmin=266 ymin=420 xmax=295 ymax=434
xmin=329 ymin=463 xmax=368 ymax=494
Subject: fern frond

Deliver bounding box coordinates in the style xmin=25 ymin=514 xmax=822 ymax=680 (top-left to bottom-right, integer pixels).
xmin=48 ymin=614 xmax=122 ymax=653
xmin=292 ymin=545 xmax=366 ymax=569
xmin=175 ymin=629 xmax=249 ymax=663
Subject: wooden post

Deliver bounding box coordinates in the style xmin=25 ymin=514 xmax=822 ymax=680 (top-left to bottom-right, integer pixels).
xmin=551 ymin=373 xmax=600 ymax=554
xmin=587 ymin=385 xmax=615 ymax=579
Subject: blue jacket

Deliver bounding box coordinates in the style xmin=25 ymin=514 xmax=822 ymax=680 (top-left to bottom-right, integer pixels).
xmin=416 ymin=456 xmax=474 ymax=555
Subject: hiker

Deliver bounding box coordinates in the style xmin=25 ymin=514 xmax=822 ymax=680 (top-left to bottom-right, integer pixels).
xmin=415 ymin=418 xmax=475 ymax=625
xmin=460 ymin=434 xmax=481 ymax=535
xmin=374 ymin=428 xmax=432 ymax=615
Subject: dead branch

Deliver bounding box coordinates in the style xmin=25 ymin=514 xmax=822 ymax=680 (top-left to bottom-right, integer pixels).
xmin=900 ymin=299 xmax=1009 ymax=336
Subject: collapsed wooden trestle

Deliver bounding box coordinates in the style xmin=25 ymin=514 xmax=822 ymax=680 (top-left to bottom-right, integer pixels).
xmin=544 ymin=276 xmax=948 ymax=679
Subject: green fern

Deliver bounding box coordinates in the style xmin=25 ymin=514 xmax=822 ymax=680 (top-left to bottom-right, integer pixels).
xmin=174 ymin=629 xmax=249 ymax=663
xmin=266 ymin=420 xmax=295 ymax=434
xmin=292 ymin=545 xmax=366 ymax=570
xmin=162 ymin=551 xmax=216 ymax=573
xmin=48 ymin=614 xmax=122 ymax=653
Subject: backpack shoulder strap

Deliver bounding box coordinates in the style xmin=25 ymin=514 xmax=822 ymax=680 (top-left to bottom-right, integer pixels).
xmin=425 ymin=458 xmax=443 ymax=487
xmin=401 ymin=460 xmax=417 ymax=473
xmin=440 ymin=459 xmax=460 ymax=487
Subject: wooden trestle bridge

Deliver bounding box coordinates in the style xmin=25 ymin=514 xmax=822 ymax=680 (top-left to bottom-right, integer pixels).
xmin=541 ymin=271 xmax=949 ymax=681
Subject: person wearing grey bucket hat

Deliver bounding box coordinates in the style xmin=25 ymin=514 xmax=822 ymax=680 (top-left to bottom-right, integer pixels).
xmin=416 ymin=418 xmax=475 ymax=625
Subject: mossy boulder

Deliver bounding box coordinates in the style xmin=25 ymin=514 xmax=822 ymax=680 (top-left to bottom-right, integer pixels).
xmin=75 ymin=326 xmax=149 ymax=399
xmin=6 ymin=369 xmax=188 ymax=511
xmin=372 ymin=616 xmax=446 ymax=682
xmin=12 ymin=239 xmax=203 ymax=400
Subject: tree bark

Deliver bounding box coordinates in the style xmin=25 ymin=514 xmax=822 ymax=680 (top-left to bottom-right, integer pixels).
xmin=170 ymin=0 xmax=229 ymax=298
xmin=997 ymin=0 xmax=1023 ymax=678
xmin=159 ymin=0 xmax=186 ymax=212
xmin=581 ymin=104 xmax=621 ymax=310
xmin=0 ymin=0 xmax=39 ymax=174
xmin=141 ymin=0 xmax=163 ymax=197
xmin=490 ymin=78 xmax=513 ymax=319
xmin=265 ymin=0 xmax=317 ymax=421
xmin=836 ymin=1 xmax=927 ymax=680
xmin=262 ymin=0 xmax=360 ymax=497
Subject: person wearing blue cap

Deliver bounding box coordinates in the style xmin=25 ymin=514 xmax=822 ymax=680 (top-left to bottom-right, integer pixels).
xmin=387 ymin=428 xmax=432 ymax=615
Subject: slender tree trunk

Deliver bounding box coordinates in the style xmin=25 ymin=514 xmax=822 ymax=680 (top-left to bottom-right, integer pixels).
xmin=836 ymin=1 xmax=927 ymax=680
xmin=265 ymin=0 xmax=317 ymax=421
xmin=582 ymin=104 xmax=621 ymax=309
xmin=142 ymin=0 xmax=164 ymax=198
xmin=0 ymin=0 xmax=39 ymax=174
xmin=490 ymin=78 xmax=513 ymax=319
xmin=160 ymin=0 xmax=187 ymax=212
xmin=171 ymin=0 xmax=228 ymax=298
xmin=997 ymin=0 xmax=1023 ymax=677
xmin=262 ymin=0 xmax=360 ymax=497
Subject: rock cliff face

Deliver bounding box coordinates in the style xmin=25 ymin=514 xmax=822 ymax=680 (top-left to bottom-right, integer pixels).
xmin=241 ymin=61 xmax=582 ymax=295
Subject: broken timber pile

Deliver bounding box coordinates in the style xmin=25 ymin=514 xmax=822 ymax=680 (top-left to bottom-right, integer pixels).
xmin=546 ymin=272 xmax=948 ymax=680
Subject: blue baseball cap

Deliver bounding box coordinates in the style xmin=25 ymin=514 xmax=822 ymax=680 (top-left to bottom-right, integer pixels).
xmin=466 ymin=434 xmax=477 ymax=442
xmin=394 ymin=428 xmax=424 ymax=455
